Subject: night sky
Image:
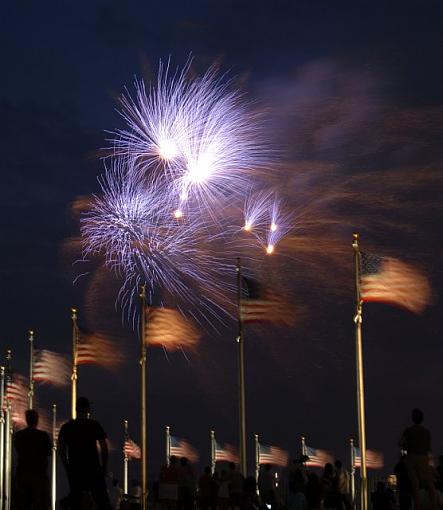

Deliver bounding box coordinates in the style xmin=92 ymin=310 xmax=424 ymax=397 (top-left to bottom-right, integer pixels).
xmin=2 ymin=0 xmax=443 ymax=486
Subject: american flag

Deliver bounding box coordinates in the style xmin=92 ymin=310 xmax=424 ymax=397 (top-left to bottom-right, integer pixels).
xmin=258 ymin=443 xmax=288 ymax=467
xmin=240 ymin=277 xmax=294 ymax=325
xmin=4 ymin=374 xmax=28 ymax=429
xmin=170 ymin=436 xmax=199 ymax=463
xmin=144 ymin=307 xmax=200 ymax=351
xmin=33 ymin=349 xmax=70 ymax=387
xmin=124 ymin=438 xmax=141 ymax=460
xmin=304 ymin=446 xmax=334 ymax=467
xmin=75 ymin=329 xmax=123 ymax=368
xmin=215 ymin=441 xmax=239 ymax=463
xmin=359 ymin=252 xmax=431 ymax=314
xmin=5 ymin=374 xmax=28 ymax=405
xmin=354 ymin=448 xmax=384 ymax=470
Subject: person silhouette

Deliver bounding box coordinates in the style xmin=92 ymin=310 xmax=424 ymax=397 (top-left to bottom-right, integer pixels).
xmin=399 ymin=408 xmax=437 ymax=510
xmin=13 ymin=409 xmax=52 ymax=510
xmin=58 ymin=397 xmax=111 ymax=510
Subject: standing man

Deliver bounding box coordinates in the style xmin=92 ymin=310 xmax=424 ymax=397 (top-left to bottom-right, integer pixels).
xmin=58 ymin=397 xmax=111 ymax=510
xmin=14 ymin=409 xmax=52 ymax=510
xmin=399 ymin=408 xmax=436 ymax=510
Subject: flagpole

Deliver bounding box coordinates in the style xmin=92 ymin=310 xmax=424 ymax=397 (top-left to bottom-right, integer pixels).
xmin=301 ymin=435 xmax=307 ymax=457
xmin=51 ymin=404 xmax=57 ymax=510
xmin=4 ymin=349 xmax=12 ymax=510
xmin=166 ymin=425 xmax=170 ymax=466
xmin=254 ymin=434 xmax=259 ymax=484
xmin=4 ymin=400 xmax=11 ymax=510
xmin=0 ymin=366 xmax=5 ymax=510
xmin=350 ymin=438 xmax=355 ymax=506
xmin=210 ymin=430 xmax=216 ymax=475
xmin=28 ymin=330 xmax=35 ymax=409
xmin=139 ymin=285 xmax=148 ymax=510
xmin=71 ymin=307 xmax=78 ymax=420
xmin=124 ymin=420 xmax=129 ymax=495
xmin=236 ymin=258 xmax=247 ymax=477
xmin=352 ymin=233 xmax=368 ymax=510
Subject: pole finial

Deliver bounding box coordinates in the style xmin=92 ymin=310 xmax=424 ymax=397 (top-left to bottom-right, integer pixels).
xmin=52 ymin=403 xmax=57 ymax=411
xmin=71 ymin=307 xmax=77 ymax=319
xmin=28 ymin=330 xmax=34 ymax=337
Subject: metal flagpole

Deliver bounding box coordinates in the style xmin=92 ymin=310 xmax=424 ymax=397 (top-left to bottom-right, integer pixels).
xmin=123 ymin=420 xmax=129 ymax=495
xmin=350 ymin=438 xmax=355 ymax=505
xmin=28 ymin=330 xmax=35 ymax=409
xmin=165 ymin=425 xmax=170 ymax=466
xmin=352 ymin=233 xmax=368 ymax=510
xmin=236 ymin=258 xmax=247 ymax=477
xmin=139 ymin=285 xmax=148 ymax=510
xmin=4 ymin=350 xmax=12 ymax=510
xmin=0 ymin=366 xmax=5 ymax=510
xmin=51 ymin=404 xmax=57 ymax=510
xmin=210 ymin=430 xmax=216 ymax=475
xmin=301 ymin=435 xmax=307 ymax=457
xmin=4 ymin=400 xmax=11 ymax=510
xmin=71 ymin=308 xmax=78 ymax=420
xmin=254 ymin=434 xmax=259 ymax=484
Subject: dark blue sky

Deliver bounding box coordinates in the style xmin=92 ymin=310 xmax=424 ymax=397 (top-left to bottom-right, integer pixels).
xmin=1 ymin=0 xmax=443 ymax=484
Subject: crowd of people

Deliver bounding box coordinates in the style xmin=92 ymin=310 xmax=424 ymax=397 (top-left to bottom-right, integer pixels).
xmin=9 ymin=403 xmax=443 ymax=510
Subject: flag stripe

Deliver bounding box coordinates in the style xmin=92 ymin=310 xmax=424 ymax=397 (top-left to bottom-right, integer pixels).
xmin=258 ymin=444 xmax=288 ymax=467
xmin=304 ymin=446 xmax=334 ymax=467
xmin=360 ymin=253 xmax=430 ymax=314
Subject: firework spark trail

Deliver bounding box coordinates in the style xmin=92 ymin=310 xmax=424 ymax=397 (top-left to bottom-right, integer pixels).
xmin=80 ymin=60 xmax=297 ymax=324
xmin=243 ymin=190 xmax=273 ymax=233
xmin=241 ymin=191 xmax=293 ymax=255
xmin=266 ymin=197 xmax=293 ymax=254
xmin=81 ymin=162 xmax=254 ymax=322
xmin=111 ymin=60 xmax=268 ymax=216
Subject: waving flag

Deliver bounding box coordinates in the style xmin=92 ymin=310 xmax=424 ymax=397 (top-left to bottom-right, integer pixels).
xmin=33 ymin=349 xmax=70 ymax=387
xmin=240 ymin=277 xmax=294 ymax=325
xmin=5 ymin=374 xmax=28 ymax=428
xmin=359 ymin=253 xmax=431 ymax=314
xmin=354 ymin=448 xmax=384 ymax=470
xmin=124 ymin=439 xmax=141 ymax=460
xmin=258 ymin=443 xmax=288 ymax=467
xmin=75 ymin=329 xmax=123 ymax=368
xmin=5 ymin=374 xmax=28 ymax=406
xmin=304 ymin=446 xmax=334 ymax=467
xmin=215 ymin=441 xmax=239 ymax=463
xmin=144 ymin=307 xmax=201 ymax=351
xmin=170 ymin=436 xmax=199 ymax=463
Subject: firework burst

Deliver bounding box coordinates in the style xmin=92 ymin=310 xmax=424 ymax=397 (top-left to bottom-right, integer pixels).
xmin=80 ymin=60 xmax=285 ymax=322
xmin=111 ymin=60 xmax=268 ymax=215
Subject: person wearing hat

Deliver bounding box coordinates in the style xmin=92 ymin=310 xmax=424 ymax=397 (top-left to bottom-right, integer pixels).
xmin=58 ymin=397 xmax=111 ymax=510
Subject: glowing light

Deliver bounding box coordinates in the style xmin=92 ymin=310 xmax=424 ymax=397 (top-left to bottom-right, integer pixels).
xmin=244 ymin=220 xmax=252 ymax=232
xmin=173 ymin=209 xmax=183 ymax=219
xmin=158 ymin=139 xmax=178 ymax=160
xmin=266 ymin=244 xmax=275 ymax=255
xmin=186 ymin=156 xmax=211 ymax=184
xmin=270 ymin=222 xmax=278 ymax=232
